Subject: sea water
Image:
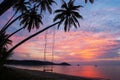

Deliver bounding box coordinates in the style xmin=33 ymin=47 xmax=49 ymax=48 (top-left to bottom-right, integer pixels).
xmin=7 ymin=65 xmax=120 ymax=80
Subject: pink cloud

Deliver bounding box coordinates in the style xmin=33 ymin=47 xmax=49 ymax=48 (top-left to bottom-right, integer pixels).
xmin=9 ymin=30 xmax=120 ymax=63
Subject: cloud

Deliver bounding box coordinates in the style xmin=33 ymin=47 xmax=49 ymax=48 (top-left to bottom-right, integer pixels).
xmin=9 ymin=30 xmax=120 ymax=63
xmin=1 ymin=0 xmax=120 ymax=64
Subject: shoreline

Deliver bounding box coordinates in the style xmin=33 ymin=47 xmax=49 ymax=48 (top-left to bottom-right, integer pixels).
xmin=0 ymin=66 xmax=108 ymax=80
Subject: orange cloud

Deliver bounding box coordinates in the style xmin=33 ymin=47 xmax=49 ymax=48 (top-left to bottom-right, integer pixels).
xmin=10 ymin=30 xmax=120 ymax=62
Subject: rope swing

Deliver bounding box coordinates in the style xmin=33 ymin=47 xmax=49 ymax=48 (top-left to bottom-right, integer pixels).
xmin=43 ymin=27 xmax=56 ymax=72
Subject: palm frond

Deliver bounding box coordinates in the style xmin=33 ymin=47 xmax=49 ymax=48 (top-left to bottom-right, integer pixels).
xmin=54 ymin=0 xmax=83 ymax=31
xmin=0 ymin=31 xmax=12 ymax=48
xmin=20 ymin=7 xmax=43 ymax=32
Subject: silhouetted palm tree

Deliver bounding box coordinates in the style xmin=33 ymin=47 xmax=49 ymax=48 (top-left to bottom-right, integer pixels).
xmin=13 ymin=0 xmax=29 ymax=14
xmin=19 ymin=7 xmax=43 ymax=32
xmin=1 ymin=7 xmax=42 ymax=39
xmin=1 ymin=0 xmax=30 ymax=33
xmin=0 ymin=6 xmax=43 ymax=48
xmin=0 ymin=31 xmax=12 ymax=48
xmin=8 ymin=0 xmax=82 ymax=53
xmin=30 ymin=0 xmax=56 ymax=14
xmin=0 ymin=0 xmax=94 ymax=16
xmin=54 ymin=0 xmax=83 ymax=31
xmin=0 ymin=31 xmax=12 ymax=66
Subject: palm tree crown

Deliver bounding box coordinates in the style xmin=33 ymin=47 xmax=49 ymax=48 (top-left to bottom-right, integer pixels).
xmin=54 ymin=0 xmax=83 ymax=31
xmin=0 ymin=31 xmax=12 ymax=48
xmin=20 ymin=7 xmax=43 ymax=32
xmin=13 ymin=0 xmax=30 ymax=14
xmin=30 ymin=0 xmax=56 ymax=14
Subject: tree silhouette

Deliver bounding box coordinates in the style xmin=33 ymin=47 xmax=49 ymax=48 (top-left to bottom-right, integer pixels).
xmin=1 ymin=0 xmax=30 ymax=33
xmin=0 ymin=31 xmax=12 ymax=48
xmin=19 ymin=7 xmax=43 ymax=32
xmin=30 ymin=0 xmax=57 ymax=14
xmin=54 ymin=0 xmax=83 ymax=31
xmin=0 ymin=0 xmax=94 ymax=67
xmin=0 ymin=0 xmax=94 ymax=16
xmin=0 ymin=31 xmax=12 ymax=66
xmin=8 ymin=0 xmax=83 ymax=53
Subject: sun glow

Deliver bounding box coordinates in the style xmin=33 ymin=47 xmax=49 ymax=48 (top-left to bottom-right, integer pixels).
xmin=11 ymin=31 xmax=120 ymax=62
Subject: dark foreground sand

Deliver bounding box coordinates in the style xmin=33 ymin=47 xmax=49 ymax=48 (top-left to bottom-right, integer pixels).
xmin=0 ymin=67 xmax=108 ymax=80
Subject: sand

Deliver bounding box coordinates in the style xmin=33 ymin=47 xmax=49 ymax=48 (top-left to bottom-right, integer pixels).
xmin=0 ymin=66 xmax=108 ymax=80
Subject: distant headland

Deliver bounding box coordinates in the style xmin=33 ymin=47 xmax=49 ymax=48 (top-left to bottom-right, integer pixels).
xmin=6 ymin=60 xmax=71 ymax=66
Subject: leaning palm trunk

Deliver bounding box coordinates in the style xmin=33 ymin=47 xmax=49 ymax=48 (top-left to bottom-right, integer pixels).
xmin=2 ymin=12 xmax=17 ymax=30
xmin=8 ymin=27 xmax=24 ymax=38
xmin=1 ymin=15 xmax=22 ymax=33
xmin=0 ymin=27 xmax=24 ymax=47
xmin=7 ymin=21 xmax=60 ymax=57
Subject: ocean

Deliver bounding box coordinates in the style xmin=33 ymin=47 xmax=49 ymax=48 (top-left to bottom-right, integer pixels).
xmin=7 ymin=65 xmax=120 ymax=80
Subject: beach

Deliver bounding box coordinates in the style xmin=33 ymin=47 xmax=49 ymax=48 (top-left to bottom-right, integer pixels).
xmin=0 ymin=66 xmax=107 ymax=80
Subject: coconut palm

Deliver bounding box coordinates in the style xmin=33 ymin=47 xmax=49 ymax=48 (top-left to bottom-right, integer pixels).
xmin=0 ymin=31 xmax=12 ymax=66
xmin=0 ymin=3 xmax=42 ymax=48
xmin=0 ymin=31 xmax=12 ymax=48
xmin=19 ymin=7 xmax=43 ymax=32
xmin=30 ymin=0 xmax=56 ymax=14
xmin=8 ymin=0 xmax=82 ymax=53
xmin=1 ymin=0 xmax=30 ymax=33
xmin=13 ymin=0 xmax=30 ymax=14
xmin=53 ymin=0 xmax=83 ymax=31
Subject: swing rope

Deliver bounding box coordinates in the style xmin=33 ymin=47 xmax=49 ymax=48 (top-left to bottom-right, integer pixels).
xmin=51 ymin=26 xmax=56 ymax=71
xmin=43 ymin=30 xmax=48 ymax=72
xmin=44 ymin=30 xmax=47 ymax=62
xmin=43 ymin=27 xmax=56 ymax=72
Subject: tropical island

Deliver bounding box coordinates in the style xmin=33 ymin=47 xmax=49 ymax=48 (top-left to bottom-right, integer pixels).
xmin=6 ymin=60 xmax=71 ymax=66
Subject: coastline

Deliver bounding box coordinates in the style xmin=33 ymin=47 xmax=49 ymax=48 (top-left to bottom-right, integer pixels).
xmin=0 ymin=66 xmax=107 ymax=80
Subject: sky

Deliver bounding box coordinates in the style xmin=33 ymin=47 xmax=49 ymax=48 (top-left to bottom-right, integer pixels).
xmin=0 ymin=0 xmax=120 ymax=65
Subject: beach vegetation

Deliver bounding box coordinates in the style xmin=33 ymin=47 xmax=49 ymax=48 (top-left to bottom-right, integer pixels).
xmin=0 ymin=0 xmax=94 ymax=68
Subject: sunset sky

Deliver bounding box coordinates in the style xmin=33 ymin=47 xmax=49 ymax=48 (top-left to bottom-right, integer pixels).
xmin=0 ymin=0 xmax=120 ymax=64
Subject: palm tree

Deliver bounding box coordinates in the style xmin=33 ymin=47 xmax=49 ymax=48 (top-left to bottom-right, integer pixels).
xmin=19 ymin=6 xmax=43 ymax=32
xmin=0 ymin=0 xmax=94 ymax=16
xmin=13 ymin=0 xmax=30 ymax=14
xmin=0 ymin=2 xmax=43 ymax=49
xmin=1 ymin=0 xmax=30 ymax=33
xmin=0 ymin=31 xmax=12 ymax=66
xmin=54 ymin=0 xmax=83 ymax=31
xmin=30 ymin=0 xmax=56 ymax=14
xmin=8 ymin=0 xmax=82 ymax=54
xmin=0 ymin=31 xmax=12 ymax=48
xmin=1 ymin=6 xmax=43 ymax=39
xmin=0 ymin=6 xmax=43 ymax=48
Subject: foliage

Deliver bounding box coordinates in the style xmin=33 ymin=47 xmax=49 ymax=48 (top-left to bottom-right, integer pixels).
xmin=0 ymin=31 xmax=12 ymax=66
xmin=19 ymin=7 xmax=43 ymax=32
xmin=54 ymin=0 xmax=83 ymax=31
xmin=0 ymin=0 xmax=94 ymax=66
